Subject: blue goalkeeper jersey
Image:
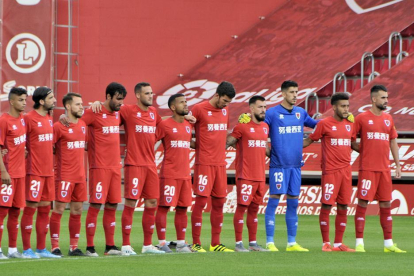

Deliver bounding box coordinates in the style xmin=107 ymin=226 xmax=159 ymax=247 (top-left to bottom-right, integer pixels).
xmin=265 ymin=105 xmax=318 ymax=168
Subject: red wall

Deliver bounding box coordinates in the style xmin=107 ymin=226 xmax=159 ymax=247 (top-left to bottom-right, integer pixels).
xmin=73 ymin=0 xmax=287 ymax=105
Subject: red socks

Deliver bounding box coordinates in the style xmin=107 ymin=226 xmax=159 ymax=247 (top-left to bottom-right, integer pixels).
xmin=155 ymin=206 xmax=169 ymax=241
xmin=247 ymin=202 xmax=259 ymax=242
xmin=355 ymin=205 xmax=367 ymax=239
xmin=0 ymin=207 xmax=8 ymax=248
xmin=49 ymin=212 xmax=62 ymax=249
xmin=7 ymin=207 xmax=20 ymax=248
xmin=121 ymin=205 xmax=135 ymax=246
xmin=69 ymin=214 xmax=81 ymax=250
xmin=175 ymin=207 xmax=187 ymax=241
xmin=191 ymin=196 xmax=207 ymax=245
xmin=210 ymin=197 xmax=225 ymax=246
xmin=142 ymin=207 xmax=157 ymax=246
xmin=103 ymin=208 xmax=116 ymax=246
xmin=36 ymin=205 xmax=51 ymax=250
xmin=233 ymin=204 xmax=247 ymax=242
xmin=85 ymin=206 xmax=100 ymax=247
xmin=21 ymin=206 xmax=36 ymax=250
xmin=334 ymin=209 xmax=347 ymax=244
xmin=380 ymin=207 xmax=393 ymax=240
xmin=319 ymin=208 xmax=330 ymax=243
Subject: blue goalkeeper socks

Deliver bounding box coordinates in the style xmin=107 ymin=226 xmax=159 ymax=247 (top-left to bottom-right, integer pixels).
xmin=286 ymin=198 xmax=299 ymax=243
xmin=265 ymin=197 xmax=279 ymax=243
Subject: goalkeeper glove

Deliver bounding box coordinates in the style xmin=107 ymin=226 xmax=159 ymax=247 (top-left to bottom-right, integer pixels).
xmin=238 ymin=113 xmax=251 ymax=124
xmin=346 ymin=113 xmax=354 ymax=123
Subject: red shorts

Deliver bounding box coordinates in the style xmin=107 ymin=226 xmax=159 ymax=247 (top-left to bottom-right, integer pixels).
xmin=321 ymin=166 xmax=352 ymax=205
xmin=124 ymin=165 xmax=159 ymax=200
xmin=89 ymin=168 xmax=121 ymax=204
xmin=193 ymin=165 xmax=227 ymax=198
xmin=159 ymin=178 xmax=192 ymax=207
xmin=0 ymin=177 xmax=25 ymax=208
xmin=236 ymin=179 xmax=266 ymax=206
xmin=55 ymin=180 xmax=87 ymax=203
xmin=357 ymin=170 xmax=392 ymax=202
xmin=26 ymin=175 xmax=54 ymax=202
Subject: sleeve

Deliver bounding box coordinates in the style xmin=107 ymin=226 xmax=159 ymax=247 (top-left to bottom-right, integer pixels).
xmin=308 ymin=120 xmax=324 ymax=141
xmin=0 ymin=119 xmax=6 ymax=147
xmin=230 ymin=124 xmax=243 ymax=140
xmin=81 ymin=109 xmax=94 ymax=126
xmin=155 ymin=122 xmax=166 ymax=141
xmin=53 ymin=123 xmax=61 ymax=144
xmin=352 ymin=115 xmax=361 ymax=141
xmin=390 ymin=117 xmax=398 ymax=140
xmin=156 ymin=112 xmax=162 ymax=126
xmin=264 ymin=109 xmax=272 ymax=126
xmin=303 ymin=110 xmax=318 ymax=128
xmin=190 ymin=105 xmax=200 ymax=121
xmin=24 ymin=115 xmax=31 ymax=134
xmin=350 ymin=123 xmax=356 ymax=142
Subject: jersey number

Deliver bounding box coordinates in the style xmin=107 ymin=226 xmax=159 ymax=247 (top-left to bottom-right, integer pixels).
xmin=164 ymin=185 xmax=175 ymax=196
xmin=274 ymin=172 xmax=283 ymax=183
xmin=30 ymin=180 xmax=40 ymax=191
xmin=96 ymin=182 xmax=103 ymax=192
xmin=241 ymin=184 xmax=252 ymax=195
xmin=132 ymin=178 xmax=139 ymax=188
xmin=198 ymin=175 xmax=208 ymax=185
xmin=0 ymin=184 xmax=12 ymax=195
xmin=61 ymin=181 xmax=71 ymax=191
xmin=361 ymin=179 xmax=372 ymax=190
xmin=324 ymin=183 xmax=334 ymax=194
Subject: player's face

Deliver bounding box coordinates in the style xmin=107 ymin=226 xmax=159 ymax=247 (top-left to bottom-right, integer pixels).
xmin=10 ymin=93 xmax=27 ymax=112
xmin=173 ymin=96 xmax=189 ymax=116
xmin=69 ymin=96 xmax=84 ymax=118
xmin=372 ymin=90 xmax=388 ymax=111
xmin=333 ymin=99 xmax=349 ymax=119
xmin=250 ymin=100 xmax=266 ymax=122
xmin=42 ymin=93 xmax=56 ymax=111
xmin=282 ymin=87 xmax=298 ymax=106
xmin=137 ymin=86 xmax=153 ymax=107
xmin=216 ymin=95 xmax=232 ymax=109
xmin=109 ymin=92 xmax=124 ymax=111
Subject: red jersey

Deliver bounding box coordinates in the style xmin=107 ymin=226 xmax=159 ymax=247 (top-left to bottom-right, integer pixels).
xmin=309 ymin=116 xmax=354 ymax=172
xmin=0 ymin=113 xmax=26 ymax=178
xmin=82 ymin=107 xmax=121 ymax=169
xmin=54 ymin=120 xmax=86 ymax=182
xmin=156 ymin=117 xmax=193 ymax=179
xmin=353 ymin=110 xmax=398 ymax=172
xmin=25 ymin=110 xmax=54 ymax=176
xmin=191 ymin=101 xmax=229 ymax=166
xmin=231 ymin=121 xmax=269 ymax=181
xmin=120 ymin=105 xmax=162 ymax=166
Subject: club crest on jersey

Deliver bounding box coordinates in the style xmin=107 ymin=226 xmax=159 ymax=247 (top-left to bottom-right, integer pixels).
xmin=132 ymin=189 xmax=138 ymax=196
xmin=61 ymin=191 xmax=68 ymax=198
xmin=296 ymin=112 xmax=300 ymax=119
xmin=115 ymin=112 xmax=119 ymax=119
xmin=96 ymin=193 xmax=102 ymax=200
xmin=32 ymin=191 xmax=38 ymax=198
xmin=186 ymin=126 xmax=191 ymax=133
xmin=81 ymin=127 xmax=86 ymax=134
xmin=242 ymin=195 xmax=249 ymax=202
xmin=384 ymin=120 xmax=390 ymax=127
xmin=166 ymin=197 xmax=172 ymax=203
xmin=199 ymin=185 xmax=205 ymax=192
xmin=361 ymin=190 xmax=368 ymax=196
xmin=3 ymin=196 xmax=9 ymax=203
xmin=346 ymin=125 xmax=351 ymax=132
xmin=150 ymin=112 xmax=155 ymax=120
xmin=222 ymin=109 xmax=227 ymax=116
xmin=276 ymin=184 xmax=282 ymax=190
xmin=263 ymin=128 xmax=268 ymax=134
xmin=21 ymin=118 xmax=25 ymax=126
xmin=324 ymin=194 xmax=331 ymax=201
xmin=49 ymin=120 xmax=53 ymax=127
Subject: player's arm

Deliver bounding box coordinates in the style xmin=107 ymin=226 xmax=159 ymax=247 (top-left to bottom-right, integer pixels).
xmin=226 ymin=134 xmax=238 ymax=149
xmin=390 ymin=138 xmax=401 ymax=179
xmin=190 ymin=139 xmax=196 ymax=149
xmin=266 ymin=143 xmax=271 ymax=157
xmin=351 ymin=141 xmax=359 ymax=152
xmin=0 ymin=148 xmax=11 ymax=185
xmin=303 ymin=137 xmax=314 ymax=148
xmin=304 ymin=111 xmax=319 ymax=128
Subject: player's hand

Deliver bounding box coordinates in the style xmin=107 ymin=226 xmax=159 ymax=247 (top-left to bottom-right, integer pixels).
xmin=59 ymin=114 xmax=70 ymax=127
xmin=395 ymin=166 xmax=402 ymax=179
xmin=184 ymin=115 xmax=196 ymax=124
xmin=90 ymin=101 xmax=102 ymax=113
xmin=346 ymin=113 xmax=354 ymax=123
xmin=238 ymin=113 xmax=251 ymax=124
xmin=1 ymin=149 xmax=8 ymax=157
xmin=1 ymin=170 xmax=11 ymax=185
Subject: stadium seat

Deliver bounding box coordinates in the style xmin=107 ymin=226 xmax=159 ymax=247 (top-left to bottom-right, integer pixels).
xmin=345 ymin=59 xmax=382 ymax=77
xmin=373 ymin=40 xmax=409 ymax=57
xmin=401 ymin=24 xmax=414 ymax=37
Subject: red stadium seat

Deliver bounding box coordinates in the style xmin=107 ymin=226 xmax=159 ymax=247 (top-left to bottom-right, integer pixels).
xmin=373 ymin=40 xmax=409 ymax=57
xmin=401 ymin=24 xmax=414 ymax=37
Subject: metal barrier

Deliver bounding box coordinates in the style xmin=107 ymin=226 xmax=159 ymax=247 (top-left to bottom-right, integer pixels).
xmin=304 ymin=92 xmax=319 ymax=115
xmin=368 ymin=71 xmax=380 ymax=82
xmin=396 ymin=51 xmax=409 ymax=63
xmin=333 ymin=72 xmax=347 ymax=94
xmin=361 ymin=52 xmax=377 ymax=88
xmin=388 ymin=32 xmax=403 ymax=69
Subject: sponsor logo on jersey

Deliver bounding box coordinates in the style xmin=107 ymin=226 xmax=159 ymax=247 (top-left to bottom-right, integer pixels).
xmin=67 ymin=141 xmax=86 ymax=149
xmin=170 ymin=140 xmax=191 ymax=148
xmin=248 ymin=140 xmax=267 ymax=148
xmin=96 ymin=193 xmax=102 ymax=199
xmin=102 ymin=126 xmax=120 ymax=134
xmin=207 ymin=123 xmax=227 ymax=132
xmin=324 ymin=194 xmax=331 ymax=201
xmin=150 ymin=112 xmax=155 ymax=120
xmin=367 ymin=132 xmax=389 ymax=141
xmin=135 ymin=125 xmax=156 ymax=133
xmin=32 ymin=191 xmax=38 ymax=198
xmin=384 ymin=120 xmax=390 ymax=127
xmin=166 ymin=196 xmax=172 ymax=203
xmin=296 ymin=112 xmax=300 ymax=119
xmin=361 ymin=190 xmax=368 ymax=196
xmin=2 ymin=196 xmax=9 ymax=203
xmin=38 ymin=133 xmax=53 ymax=142
xmin=346 ymin=125 xmax=351 ymax=132
xmin=222 ymin=109 xmax=227 ymax=116
xmin=199 ymin=185 xmax=205 ymax=192
xmin=276 ymin=184 xmax=282 ymax=189
xmin=242 ymin=195 xmax=249 ymax=202
xmin=61 ymin=191 xmax=67 ymax=198
xmin=14 ymin=134 xmax=26 ymax=145
xmin=186 ymin=126 xmax=191 ymax=133
xmin=132 ymin=189 xmax=138 ymax=196
xmin=330 ymin=138 xmax=351 ymax=146
xmin=263 ymin=128 xmax=268 ymax=134
xmin=278 ymin=126 xmax=302 ymax=134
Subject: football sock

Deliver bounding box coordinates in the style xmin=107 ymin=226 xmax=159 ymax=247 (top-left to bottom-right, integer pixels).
xmin=233 ymin=204 xmax=247 ymax=242
xmin=286 ymin=198 xmax=299 ymax=244
xmin=21 ymin=206 xmax=36 ymax=250
xmin=36 ymin=205 xmax=51 ymax=250
xmin=155 ymin=206 xmax=169 ymax=241
xmin=380 ymin=207 xmax=393 ymax=240
xmin=7 ymin=207 xmax=20 ymax=248
xmin=85 ymin=206 xmax=100 ymax=247
xmin=0 ymin=207 xmax=8 ymax=248
xmin=319 ymin=208 xmax=330 ymax=243
xmin=355 ymin=205 xmax=367 ymax=239
xmin=121 ymin=205 xmax=135 ymax=246
xmin=69 ymin=214 xmax=81 ymax=250
xmin=191 ymin=196 xmax=207 ymax=245
xmin=265 ymin=197 xmax=279 ymax=243
xmin=49 ymin=212 xmax=62 ymax=249
xmin=142 ymin=206 xmax=156 ymax=246
xmin=334 ymin=209 xmax=347 ymax=244
xmin=247 ymin=202 xmax=260 ymax=243
xmin=175 ymin=207 xmax=187 ymax=241
xmin=210 ymin=197 xmax=225 ymax=247
xmin=103 ymin=208 xmax=116 ymax=246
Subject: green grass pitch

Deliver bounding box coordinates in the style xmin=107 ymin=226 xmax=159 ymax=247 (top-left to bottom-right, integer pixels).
xmin=0 ymin=211 xmax=413 ymax=275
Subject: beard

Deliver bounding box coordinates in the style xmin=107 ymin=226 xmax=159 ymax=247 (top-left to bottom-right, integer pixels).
xmin=376 ymin=103 xmax=387 ymax=110
xmin=254 ymin=113 xmax=265 ymax=122
xmin=176 ymin=109 xmax=189 ymax=116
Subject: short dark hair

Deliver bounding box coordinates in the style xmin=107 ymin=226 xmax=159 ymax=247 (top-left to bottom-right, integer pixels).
xmin=62 ymin=92 xmax=82 ymax=108
xmin=216 ymin=81 xmax=236 ymax=99
xmin=33 ymin=86 xmax=53 ymax=109
xmin=331 ymin=92 xmax=350 ymax=105
xmin=281 ymin=80 xmax=298 ymax=91
xmin=106 ymin=82 xmax=127 ymax=99
xmin=249 ymin=95 xmax=266 ymax=105
xmin=168 ymin=93 xmax=185 ymax=110
xmin=371 ymin=84 xmax=387 ymax=95
xmin=134 ymin=82 xmax=151 ymax=94
xmin=9 ymin=87 xmax=27 ymax=100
